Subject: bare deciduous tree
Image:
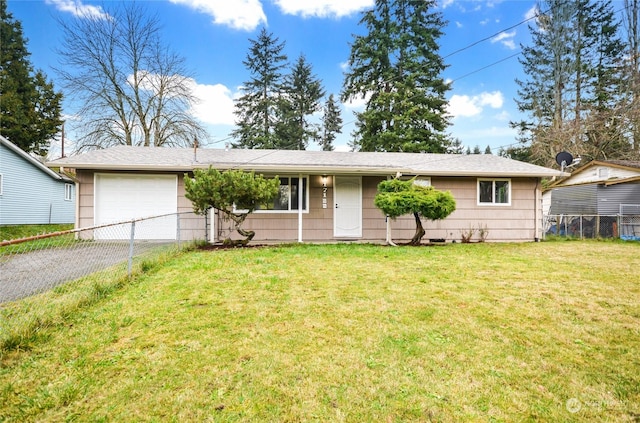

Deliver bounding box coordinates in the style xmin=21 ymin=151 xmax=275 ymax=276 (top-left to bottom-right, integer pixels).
xmin=56 ymin=2 xmax=206 ymax=151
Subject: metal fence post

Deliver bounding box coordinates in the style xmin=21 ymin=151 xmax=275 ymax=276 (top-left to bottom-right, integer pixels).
xmin=177 ymin=213 xmax=181 ymax=249
xmin=128 ymin=220 xmax=136 ymax=277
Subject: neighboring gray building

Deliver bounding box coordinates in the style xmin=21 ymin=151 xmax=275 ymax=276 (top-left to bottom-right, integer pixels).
xmin=544 ymin=160 xmax=640 ymax=239
xmin=0 ymin=135 xmax=75 ymax=225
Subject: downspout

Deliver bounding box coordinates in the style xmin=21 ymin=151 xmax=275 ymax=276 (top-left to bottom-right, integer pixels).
xmin=534 ymin=178 xmax=540 ymax=242
xmin=75 ymin=181 xmax=80 ymax=231
xmin=298 ymin=174 xmax=303 ymax=243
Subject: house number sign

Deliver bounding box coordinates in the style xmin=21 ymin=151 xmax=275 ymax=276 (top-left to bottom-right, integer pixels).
xmin=322 ymin=181 xmax=328 ymax=209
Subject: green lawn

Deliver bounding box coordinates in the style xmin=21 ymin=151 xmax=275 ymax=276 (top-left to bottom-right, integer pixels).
xmin=0 ymin=224 xmax=74 ymax=241
xmin=1 ymin=242 xmax=639 ymax=422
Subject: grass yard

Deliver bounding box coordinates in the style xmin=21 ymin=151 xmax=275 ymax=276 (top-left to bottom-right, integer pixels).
xmin=0 ymin=241 xmax=638 ymax=422
xmin=0 ymin=224 xmax=74 ymax=241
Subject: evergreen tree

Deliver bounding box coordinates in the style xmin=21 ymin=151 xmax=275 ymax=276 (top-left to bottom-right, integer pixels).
xmin=623 ymin=0 xmax=640 ymax=153
xmin=484 ymin=145 xmax=492 ymax=155
xmin=447 ymin=138 xmax=464 ymax=154
xmin=320 ymin=94 xmax=343 ymax=151
xmin=233 ymin=28 xmax=288 ymax=149
xmin=582 ymin=1 xmax=631 ymax=161
xmin=473 ymin=145 xmax=482 ymax=154
xmin=513 ymin=0 xmax=630 ymax=166
xmin=278 ymin=54 xmax=325 ymax=150
xmin=341 ymin=0 xmax=450 ymax=153
xmin=0 ymin=0 xmax=62 ymax=154
xmin=499 ymin=144 xmax=532 ymax=162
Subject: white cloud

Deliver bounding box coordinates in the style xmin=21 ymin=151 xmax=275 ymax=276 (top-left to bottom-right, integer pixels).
xmin=525 ymin=5 xmax=538 ymax=21
xmin=169 ymin=0 xmax=266 ymax=31
xmin=440 ymin=0 xmax=455 ymax=8
xmin=449 ymin=95 xmax=482 ymax=117
xmin=274 ymin=0 xmax=373 ymax=18
xmin=188 ymin=80 xmax=237 ymax=126
xmin=342 ymin=92 xmax=372 ymax=110
xmin=491 ymin=30 xmax=516 ymax=50
xmin=45 ymin=0 xmax=110 ymax=19
xmin=478 ymin=91 xmax=504 ymax=108
xmin=447 ymin=91 xmax=504 ymax=118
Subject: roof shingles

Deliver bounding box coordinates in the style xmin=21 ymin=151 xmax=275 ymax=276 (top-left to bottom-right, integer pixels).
xmin=48 ymin=146 xmax=565 ymax=178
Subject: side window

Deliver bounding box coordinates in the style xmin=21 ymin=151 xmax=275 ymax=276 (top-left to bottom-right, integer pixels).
xmin=64 ymin=183 xmax=73 ymax=201
xmin=478 ymin=179 xmax=510 ymax=205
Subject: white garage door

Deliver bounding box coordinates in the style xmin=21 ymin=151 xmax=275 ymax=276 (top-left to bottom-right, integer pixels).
xmin=95 ymin=173 xmax=178 ymax=240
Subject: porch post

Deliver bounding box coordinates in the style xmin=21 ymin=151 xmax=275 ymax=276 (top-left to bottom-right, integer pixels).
xmin=298 ymin=174 xmax=303 ymax=242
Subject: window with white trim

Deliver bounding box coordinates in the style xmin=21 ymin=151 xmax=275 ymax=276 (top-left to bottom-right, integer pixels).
xmin=478 ymin=179 xmax=510 ymax=205
xmin=400 ymin=175 xmax=432 ymax=187
xmin=256 ymin=176 xmax=308 ymax=212
xmin=64 ymin=183 xmax=73 ymax=201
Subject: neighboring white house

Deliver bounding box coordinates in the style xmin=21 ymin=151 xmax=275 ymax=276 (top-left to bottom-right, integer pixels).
xmin=0 ymin=135 xmax=75 ymax=225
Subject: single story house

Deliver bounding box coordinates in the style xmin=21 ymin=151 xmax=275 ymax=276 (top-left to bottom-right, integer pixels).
xmin=543 ymin=160 xmax=640 ymax=239
xmin=0 ymin=135 xmax=75 ymax=226
xmin=48 ymin=146 xmax=565 ymax=243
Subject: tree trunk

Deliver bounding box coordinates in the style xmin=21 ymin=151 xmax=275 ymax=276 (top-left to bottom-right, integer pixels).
xmin=222 ymin=212 xmax=255 ymax=246
xmin=410 ymin=212 xmax=425 ymax=245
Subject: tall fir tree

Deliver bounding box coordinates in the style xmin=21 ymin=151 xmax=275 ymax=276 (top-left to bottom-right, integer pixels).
xmin=341 ymin=0 xmax=450 ymax=153
xmin=232 ymin=28 xmax=288 ymax=149
xmin=623 ymin=0 xmax=640 ymax=153
xmin=513 ymin=0 xmax=630 ymax=166
xmin=0 ymin=0 xmax=62 ymax=155
xmin=582 ymin=1 xmax=630 ymax=161
xmin=278 ymin=54 xmax=325 ymax=150
xmin=320 ymin=94 xmax=343 ymax=151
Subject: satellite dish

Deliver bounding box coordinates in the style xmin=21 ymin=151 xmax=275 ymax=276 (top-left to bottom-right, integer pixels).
xmin=555 ymin=151 xmax=573 ymax=171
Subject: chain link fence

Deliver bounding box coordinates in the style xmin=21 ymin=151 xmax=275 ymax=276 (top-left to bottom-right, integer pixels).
xmin=544 ymin=214 xmax=640 ymax=240
xmin=0 ymin=212 xmax=206 ymax=352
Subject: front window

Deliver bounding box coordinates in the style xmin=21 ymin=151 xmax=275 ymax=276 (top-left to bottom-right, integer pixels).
xmin=258 ymin=176 xmax=308 ymax=212
xmin=478 ymin=179 xmax=510 ymax=205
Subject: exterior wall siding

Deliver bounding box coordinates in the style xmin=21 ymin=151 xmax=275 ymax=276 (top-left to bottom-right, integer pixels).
xmin=75 ymin=170 xmax=542 ymax=243
xmin=548 ymin=185 xmax=598 ymax=215
xmin=0 ymin=144 xmax=75 ymax=225
xmin=547 ymin=182 xmax=640 ymax=215
xmin=596 ymin=183 xmax=640 ymax=214
xmin=388 ymin=177 xmax=539 ymax=243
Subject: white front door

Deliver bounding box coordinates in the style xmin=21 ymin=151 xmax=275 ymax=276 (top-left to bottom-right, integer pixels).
xmin=334 ymin=176 xmax=362 ymax=238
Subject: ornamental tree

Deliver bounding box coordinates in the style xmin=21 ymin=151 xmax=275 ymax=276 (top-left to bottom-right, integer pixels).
xmin=184 ymin=168 xmax=279 ymax=246
xmin=374 ymin=179 xmax=456 ymax=245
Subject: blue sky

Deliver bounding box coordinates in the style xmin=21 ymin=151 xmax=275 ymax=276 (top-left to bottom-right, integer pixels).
xmin=8 ymin=0 xmax=542 ymax=155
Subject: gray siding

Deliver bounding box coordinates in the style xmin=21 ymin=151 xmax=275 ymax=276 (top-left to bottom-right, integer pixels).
xmin=0 ymin=144 xmax=75 ymax=225
xmin=597 ymin=183 xmax=640 ymax=214
xmin=548 ymin=183 xmax=640 ymax=215
xmin=548 ymin=185 xmax=598 ymax=215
